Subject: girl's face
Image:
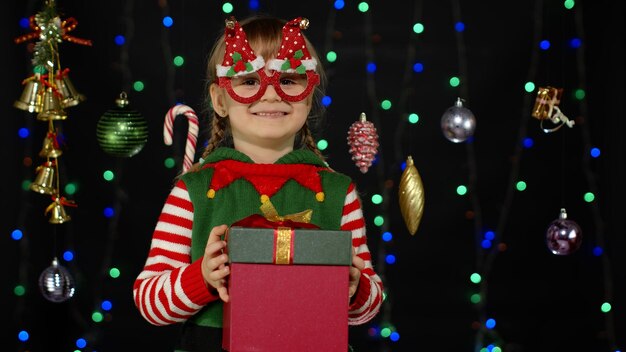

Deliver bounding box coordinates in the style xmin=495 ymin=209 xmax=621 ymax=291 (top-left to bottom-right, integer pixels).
xmin=210 ymin=68 xmax=313 ymax=152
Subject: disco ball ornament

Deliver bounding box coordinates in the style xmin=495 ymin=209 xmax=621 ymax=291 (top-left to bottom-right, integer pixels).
xmin=441 ymin=97 xmax=476 ymax=143
xmin=97 ymin=92 xmax=148 ymax=157
xmin=545 ymin=208 xmax=583 ymax=255
xmin=39 ymin=257 xmax=76 ymax=303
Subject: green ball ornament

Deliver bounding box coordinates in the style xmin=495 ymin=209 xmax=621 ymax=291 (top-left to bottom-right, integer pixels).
xmin=97 ymin=92 xmax=148 ymax=158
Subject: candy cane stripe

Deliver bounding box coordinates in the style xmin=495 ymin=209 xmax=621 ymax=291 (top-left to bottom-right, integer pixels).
xmin=164 ymin=104 xmax=199 ymax=173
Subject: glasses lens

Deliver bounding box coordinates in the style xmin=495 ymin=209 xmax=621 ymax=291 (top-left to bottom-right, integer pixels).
xmin=278 ymin=72 xmax=309 ymax=98
xmin=230 ymin=73 xmax=262 ymax=99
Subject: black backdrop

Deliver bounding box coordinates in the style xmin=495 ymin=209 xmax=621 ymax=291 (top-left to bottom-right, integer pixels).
xmin=2 ymin=0 xmax=625 ymax=351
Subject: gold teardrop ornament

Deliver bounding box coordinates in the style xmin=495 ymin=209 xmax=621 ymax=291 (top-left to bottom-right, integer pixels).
xmin=399 ymin=155 xmax=425 ymax=235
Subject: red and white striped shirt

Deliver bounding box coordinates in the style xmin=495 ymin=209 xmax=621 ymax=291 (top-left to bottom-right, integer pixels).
xmin=133 ymin=180 xmax=383 ymax=326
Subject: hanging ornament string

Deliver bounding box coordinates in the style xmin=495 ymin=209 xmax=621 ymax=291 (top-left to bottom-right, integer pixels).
xmin=164 ymin=104 xmax=199 ymax=173
xmin=572 ymin=6 xmax=616 ymax=349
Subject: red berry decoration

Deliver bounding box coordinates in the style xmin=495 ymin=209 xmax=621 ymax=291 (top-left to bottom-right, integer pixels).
xmin=347 ymin=112 xmax=379 ymax=173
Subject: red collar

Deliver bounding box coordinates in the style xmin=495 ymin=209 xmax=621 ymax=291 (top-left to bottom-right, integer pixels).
xmin=204 ymin=159 xmax=327 ymax=197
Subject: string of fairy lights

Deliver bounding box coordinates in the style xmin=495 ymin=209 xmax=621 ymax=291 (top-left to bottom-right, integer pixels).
xmin=9 ymin=0 xmax=619 ymax=351
xmin=571 ymin=3 xmax=617 ymax=350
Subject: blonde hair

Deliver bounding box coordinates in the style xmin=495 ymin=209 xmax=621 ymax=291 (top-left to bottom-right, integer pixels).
xmin=184 ymin=15 xmax=327 ymax=175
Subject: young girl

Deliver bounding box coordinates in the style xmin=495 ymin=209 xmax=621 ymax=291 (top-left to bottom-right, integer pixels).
xmin=133 ymin=15 xmax=383 ymax=351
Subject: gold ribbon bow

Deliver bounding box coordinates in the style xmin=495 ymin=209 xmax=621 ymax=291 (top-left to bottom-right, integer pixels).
xmin=260 ymin=199 xmax=312 ymax=224
xmin=259 ymin=199 xmax=313 ymax=265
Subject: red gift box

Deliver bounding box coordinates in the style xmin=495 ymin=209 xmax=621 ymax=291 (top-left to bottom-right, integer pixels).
xmin=222 ymin=215 xmax=352 ymax=352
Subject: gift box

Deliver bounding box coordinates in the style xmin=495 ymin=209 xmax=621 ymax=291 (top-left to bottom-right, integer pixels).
xmin=222 ymin=220 xmax=352 ymax=352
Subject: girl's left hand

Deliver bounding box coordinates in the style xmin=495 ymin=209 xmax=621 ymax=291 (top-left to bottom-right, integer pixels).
xmin=349 ymin=249 xmax=365 ymax=299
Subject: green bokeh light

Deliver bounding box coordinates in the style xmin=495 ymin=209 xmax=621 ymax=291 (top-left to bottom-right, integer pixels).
xmin=524 ymin=81 xmax=535 ymax=92
xmin=408 ymin=113 xmax=419 ymax=124
xmin=470 ymin=293 xmax=481 ymax=304
xmin=470 ymin=273 xmax=482 ymax=284
xmin=412 ymin=23 xmax=424 ymax=34
xmin=326 ymin=51 xmax=337 ymax=63
xmin=564 ymin=0 xmax=575 ymax=10
xmin=317 ymin=139 xmax=328 ymax=151
xmin=103 ymin=170 xmax=114 ymax=181
xmin=173 ymin=55 xmax=185 ymax=67
xmin=92 ymin=311 xmax=104 ymax=323
xmin=14 ymin=285 xmax=26 ymax=296
xmin=21 ymin=180 xmax=31 ymax=191
xmin=456 ymin=185 xmax=467 ymax=195
xmin=109 ymin=267 xmax=121 ymax=279
xmin=133 ymin=81 xmax=145 ymax=92
xmin=164 ymin=157 xmax=176 ymax=169
xmin=449 ymin=76 xmax=460 ymax=87
xmin=65 ymin=182 xmax=77 ymax=195
xmin=574 ymin=89 xmax=585 ymax=100
xmin=222 ymin=2 xmax=234 ymax=13
xmin=601 ymin=302 xmax=612 ymax=313
xmin=374 ymin=215 xmax=384 ymax=226
xmin=381 ymin=100 xmax=392 ymax=110
xmin=584 ymin=192 xmax=595 ymax=202
xmin=516 ymin=181 xmax=527 ymax=191
xmin=358 ymin=2 xmax=369 ymax=12
xmin=371 ymin=194 xmax=383 ymax=204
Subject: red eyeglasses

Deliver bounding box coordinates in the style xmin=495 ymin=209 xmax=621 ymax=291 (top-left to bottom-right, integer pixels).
xmin=218 ymin=69 xmax=320 ymax=104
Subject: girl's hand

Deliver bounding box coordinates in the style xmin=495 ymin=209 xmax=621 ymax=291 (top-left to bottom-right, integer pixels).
xmin=201 ymin=224 xmax=230 ymax=302
xmin=349 ymin=249 xmax=365 ymax=300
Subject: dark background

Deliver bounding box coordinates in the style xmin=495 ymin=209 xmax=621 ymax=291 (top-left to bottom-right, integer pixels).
xmin=2 ymin=0 xmax=625 ymax=351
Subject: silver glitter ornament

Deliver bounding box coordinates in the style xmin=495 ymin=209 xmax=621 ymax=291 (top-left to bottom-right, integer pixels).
xmin=39 ymin=257 xmax=76 ymax=302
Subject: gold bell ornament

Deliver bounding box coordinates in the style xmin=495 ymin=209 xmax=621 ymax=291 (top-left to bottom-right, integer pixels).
xmin=45 ymin=196 xmax=76 ymax=224
xmin=30 ymin=161 xmax=57 ymax=195
xmin=14 ymin=75 xmax=44 ymax=113
xmin=39 ymin=128 xmax=63 ymax=158
xmin=37 ymin=87 xmax=67 ymax=121
xmin=55 ymin=69 xmax=85 ymax=108
xmin=398 ymin=155 xmax=425 ymax=235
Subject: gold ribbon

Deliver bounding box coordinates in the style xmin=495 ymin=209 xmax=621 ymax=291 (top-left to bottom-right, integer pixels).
xmin=259 ymin=199 xmax=313 ymax=265
xmin=275 ymin=227 xmax=293 ymax=265
xmin=260 ymin=199 xmax=312 ymax=224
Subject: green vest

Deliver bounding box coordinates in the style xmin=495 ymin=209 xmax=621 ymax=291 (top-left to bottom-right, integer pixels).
xmin=180 ymin=147 xmax=351 ymax=327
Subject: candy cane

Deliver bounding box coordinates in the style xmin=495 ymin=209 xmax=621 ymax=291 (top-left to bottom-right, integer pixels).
xmin=164 ymin=104 xmax=199 ymax=173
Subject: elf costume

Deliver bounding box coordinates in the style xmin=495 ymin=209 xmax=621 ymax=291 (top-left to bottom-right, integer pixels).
xmin=133 ymin=148 xmax=383 ymax=350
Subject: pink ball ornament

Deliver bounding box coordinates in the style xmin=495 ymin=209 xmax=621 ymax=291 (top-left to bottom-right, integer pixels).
xmin=545 ymin=208 xmax=583 ymax=255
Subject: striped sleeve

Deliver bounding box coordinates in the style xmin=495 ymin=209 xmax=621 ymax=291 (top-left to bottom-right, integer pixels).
xmin=132 ymin=179 xmax=219 ymax=326
xmin=341 ymin=182 xmax=384 ymax=325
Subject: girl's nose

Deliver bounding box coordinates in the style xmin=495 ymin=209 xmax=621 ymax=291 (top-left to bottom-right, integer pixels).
xmin=260 ymin=83 xmax=282 ymax=102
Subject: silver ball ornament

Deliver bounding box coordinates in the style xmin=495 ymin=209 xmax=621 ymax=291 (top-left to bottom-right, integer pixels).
xmin=39 ymin=257 xmax=76 ymax=303
xmin=441 ymin=97 xmax=476 ymax=143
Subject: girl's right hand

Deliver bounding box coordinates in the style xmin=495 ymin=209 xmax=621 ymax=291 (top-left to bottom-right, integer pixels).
xmin=201 ymin=224 xmax=230 ymax=302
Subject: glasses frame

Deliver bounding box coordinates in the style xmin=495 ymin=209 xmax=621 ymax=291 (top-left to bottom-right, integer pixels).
xmin=218 ymin=69 xmax=320 ymax=104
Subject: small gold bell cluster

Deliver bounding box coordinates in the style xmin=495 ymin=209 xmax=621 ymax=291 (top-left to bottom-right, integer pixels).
xmin=15 ymin=67 xmax=84 ymax=223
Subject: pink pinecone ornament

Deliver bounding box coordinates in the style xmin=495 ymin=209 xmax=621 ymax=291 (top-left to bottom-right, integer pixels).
xmin=347 ymin=112 xmax=379 ymax=173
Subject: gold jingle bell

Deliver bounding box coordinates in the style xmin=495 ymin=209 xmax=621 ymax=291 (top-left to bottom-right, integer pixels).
xmin=30 ymin=161 xmax=57 ymax=195
xmin=14 ymin=78 xmax=44 ymax=113
xmin=37 ymin=87 xmax=67 ymax=121
xmin=39 ymin=133 xmax=63 ymax=158
xmin=55 ymin=74 xmax=85 ymax=108
xmin=45 ymin=198 xmax=72 ymax=224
